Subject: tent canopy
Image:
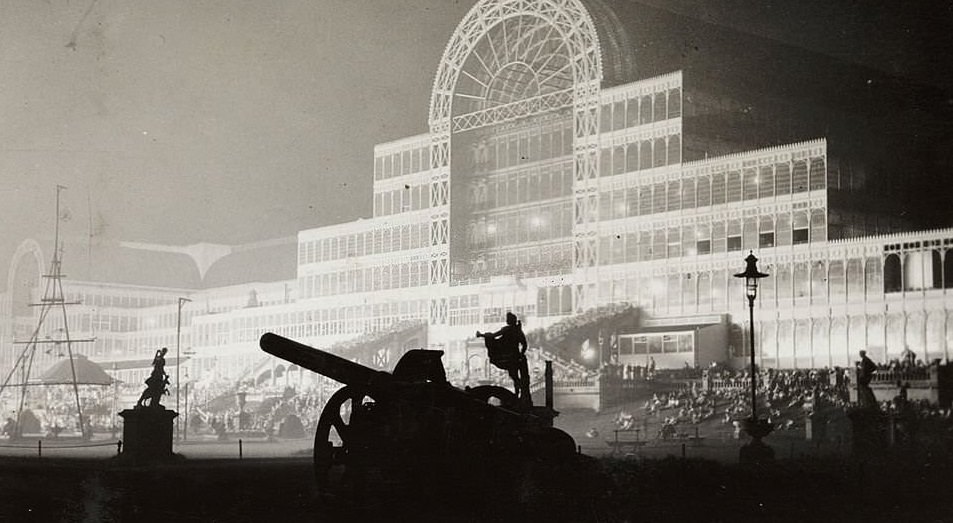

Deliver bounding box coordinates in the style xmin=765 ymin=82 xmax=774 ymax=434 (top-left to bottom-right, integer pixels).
xmin=34 ymin=355 xmax=114 ymax=386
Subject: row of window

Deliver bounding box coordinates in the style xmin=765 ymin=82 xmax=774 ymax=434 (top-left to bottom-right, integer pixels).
xmin=465 ymin=160 xmax=573 ymax=210
xmin=599 ymin=87 xmax=682 ymax=133
xmin=618 ymin=333 xmax=695 ymax=355
xmin=298 ymin=222 xmax=430 ymax=266
xmin=374 ymin=145 xmax=430 ymax=181
xmin=596 ymin=209 xmax=827 ymax=265
xmin=756 ymin=312 xmax=953 ymax=369
xmin=599 ymin=135 xmax=682 ymax=175
xmin=373 ymin=182 xmax=430 ymax=217
xmin=536 ymin=285 xmax=574 ymax=317
xmin=595 ymin=258 xmax=888 ymax=315
xmin=439 ymin=306 xmax=540 ymax=329
xmin=63 ymin=292 xmax=180 ymax=310
xmin=194 ymin=300 xmax=429 ymax=347
xmin=461 ymin=120 xmax=574 ymax=172
xmin=466 ymin=201 xmax=574 ymax=250
xmin=596 ymin=156 xmax=827 ymax=220
xmin=454 ymin=242 xmax=573 ymax=282
xmin=300 ymin=260 xmax=430 ymax=299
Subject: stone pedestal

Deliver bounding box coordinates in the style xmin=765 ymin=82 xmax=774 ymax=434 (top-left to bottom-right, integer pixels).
xmin=739 ymin=417 xmax=775 ymax=465
xmin=848 ymin=408 xmax=887 ymax=458
xmin=119 ymin=407 xmax=178 ymax=462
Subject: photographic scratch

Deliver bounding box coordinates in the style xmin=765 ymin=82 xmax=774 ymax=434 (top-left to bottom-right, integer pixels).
xmin=65 ymin=0 xmax=100 ymax=51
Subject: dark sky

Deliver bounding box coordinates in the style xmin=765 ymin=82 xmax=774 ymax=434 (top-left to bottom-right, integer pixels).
xmin=1 ymin=0 xmax=950 ymax=277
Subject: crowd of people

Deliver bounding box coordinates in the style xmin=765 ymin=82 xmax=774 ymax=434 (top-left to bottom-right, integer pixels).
xmin=605 ymin=367 xmax=854 ymax=439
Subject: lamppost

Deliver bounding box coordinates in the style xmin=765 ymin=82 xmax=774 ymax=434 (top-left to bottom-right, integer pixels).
xmin=175 ymin=297 xmax=191 ymax=440
xmin=733 ymin=251 xmax=772 ymax=463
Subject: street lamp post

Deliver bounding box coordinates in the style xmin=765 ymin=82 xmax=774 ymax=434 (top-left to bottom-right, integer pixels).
xmin=176 ymin=297 xmax=191 ymax=440
xmin=733 ymin=251 xmax=772 ymax=463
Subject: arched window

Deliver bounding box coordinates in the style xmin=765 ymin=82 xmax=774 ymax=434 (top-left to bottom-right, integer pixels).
xmin=776 ymin=163 xmax=791 ymax=195
xmin=711 ymin=270 xmax=726 ymax=308
xmin=945 ymin=250 xmax=953 ymax=289
xmin=639 ymin=187 xmax=652 ymax=216
xmin=846 ymin=259 xmax=864 ymax=301
xmin=795 ymin=320 xmax=812 ymax=367
xmin=653 ymin=183 xmax=666 ymax=214
xmin=810 ymin=157 xmax=827 ymax=191
xmin=778 ymin=320 xmax=794 ymax=361
xmin=599 ymin=148 xmax=612 ymax=177
xmin=727 ymin=219 xmax=742 ymax=252
xmin=711 ymin=173 xmax=726 ymax=205
xmin=612 ymin=145 xmax=626 ymax=175
xmin=829 ymin=260 xmax=846 ymax=300
xmin=884 ymin=254 xmax=902 ymax=293
xmin=654 ymin=93 xmax=667 ymax=123
xmin=792 ymin=211 xmax=810 ymax=245
xmin=759 ymin=216 xmax=775 ymax=248
xmin=667 ymin=135 xmax=681 ymax=164
xmin=626 ymin=144 xmax=639 ymax=172
xmin=613 ymin=101 xmax=626 ymax=131
xmin=668 ymin=88 xmax=682 ymax=118
xmin=792 ymin=160 xmax=809 ymax=193
xmin=681 ymin=178 xmax=696 ymax=209
xmin=776 ymin=214 xmax=792 ymax=246
xmin=653 ymin=138 xmax=667 ymax=167
xmin=667 ymin=181 xmax=681 ymax=211
xmin=759 ymin=166 xmax=775 ymax=199
xmin=811 ymin=261 xmax=828 ymax=303
xmin=640 ymin=141 xmax=652 ymax=170
xmin=696 ymin=176 xmax=711 ymax=207
xmin=886 ymin=314 xmax=904 ymax=359
xmin=813 ymin=318 xmax=830 ymax=367
xmin=682 ymin=273 xmax=696 ymax=310
xmin=726 ymin=171 xmax=742 ymax=202
xmin=600 ymin=103 xmax=612 ymax=133
xmin=697 ymin=272 xmax=711 ymax=307
xmin=933 ymin=250 xmax=943 ymax=289
xmin=793 ymin=262 xmax=810 ymax=298
xmin=866 ymin=257 xmax=883 ymax=299
xmin=810 ymin=209 xmax=827 ymax=243
xmin=743 ymin=168 xmax=758 ymax=200
xmin=640 ymin=95 xmax=653 ymax=124
xmin=626 ymin=96 xmax=640 ymax=128
xmin=742 ymin=217 xmax=758 ymax=251
xmin=561 ymin=287 xmax=573 ymax=314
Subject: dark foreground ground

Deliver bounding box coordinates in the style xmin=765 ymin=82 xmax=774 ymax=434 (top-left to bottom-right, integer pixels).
xmin=1 ymin=453 xmax=952 ymax=522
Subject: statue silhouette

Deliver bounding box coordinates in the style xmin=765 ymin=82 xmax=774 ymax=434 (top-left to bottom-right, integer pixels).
xmin=136 ymin=347 xmax=170 ymax=409
xmin=476 ymin=312 xmax=531 ymax=404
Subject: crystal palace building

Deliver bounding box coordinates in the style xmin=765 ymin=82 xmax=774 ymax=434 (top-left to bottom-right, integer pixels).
xmin=4 ymin=0 xmax=953 ymax=388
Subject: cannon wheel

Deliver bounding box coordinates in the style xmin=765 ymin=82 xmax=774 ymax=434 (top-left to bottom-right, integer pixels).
xmin=313 ymin=385 xmax=373 ymax=490
xmin=467 ymin=385 xmax=521 ymax=410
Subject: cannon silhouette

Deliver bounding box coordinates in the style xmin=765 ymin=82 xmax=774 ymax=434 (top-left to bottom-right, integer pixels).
xmin=259 ymin=332 xmax=576 ymax=490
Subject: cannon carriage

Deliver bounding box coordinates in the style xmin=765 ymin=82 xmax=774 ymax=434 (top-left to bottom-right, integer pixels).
xmin=259 ymin=333 xmax=577 ymax=491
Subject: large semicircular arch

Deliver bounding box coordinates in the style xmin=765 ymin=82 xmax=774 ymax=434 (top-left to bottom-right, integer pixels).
xmin=429 ymin=0 xmax=603 ymax=130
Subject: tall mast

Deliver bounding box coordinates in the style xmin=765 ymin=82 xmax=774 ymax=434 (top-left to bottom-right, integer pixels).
xmin=0 ymin=186 xmax=95 ymax=439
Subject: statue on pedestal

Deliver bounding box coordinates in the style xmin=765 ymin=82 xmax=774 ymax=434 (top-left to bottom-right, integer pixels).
xmin=136 ymin=347 xmax=170 ymax=409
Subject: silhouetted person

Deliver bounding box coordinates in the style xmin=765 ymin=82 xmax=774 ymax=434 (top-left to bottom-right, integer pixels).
xmin=136 ymin=348 xmax=170 ymax=408
xmin=476 ymin=312 xmax=531 ymax=403
xmin=856 ymin=350 xmax=878 ymax=409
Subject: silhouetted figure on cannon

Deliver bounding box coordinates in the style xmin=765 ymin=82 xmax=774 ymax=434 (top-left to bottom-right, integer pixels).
xmin=136 ymin=347 xmax=170 ymax=409
xmin=476 ymin=312 xmax=531 ymax=404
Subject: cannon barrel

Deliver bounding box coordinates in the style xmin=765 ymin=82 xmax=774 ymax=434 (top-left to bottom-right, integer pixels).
xmin=259 ymin=332 xmax=393 ymax=390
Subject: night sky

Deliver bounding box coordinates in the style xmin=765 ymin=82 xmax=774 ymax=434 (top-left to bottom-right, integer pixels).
xmin=1 ymin=0 xmax=951 ymax=287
